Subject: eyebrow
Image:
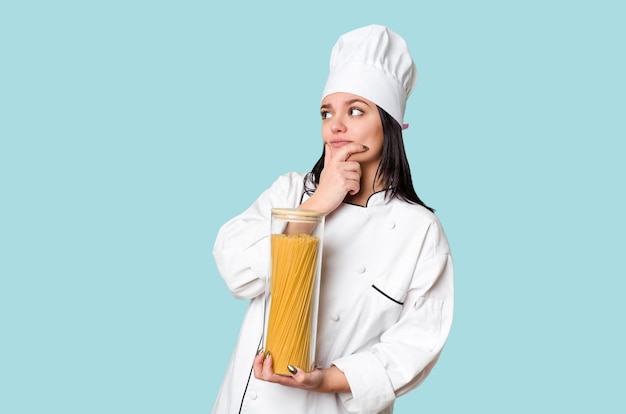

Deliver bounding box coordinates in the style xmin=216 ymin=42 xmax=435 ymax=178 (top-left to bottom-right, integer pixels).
xmin=320 ymin=98 xmax=371 ymax=110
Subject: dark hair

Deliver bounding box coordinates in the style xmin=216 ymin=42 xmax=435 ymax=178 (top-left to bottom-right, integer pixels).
xmin=304 ymin=106 xmax=434 ymax=212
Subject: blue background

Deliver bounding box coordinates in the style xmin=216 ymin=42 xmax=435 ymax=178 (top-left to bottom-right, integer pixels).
xmin=1 ymin=1 xmax=624 ymax=412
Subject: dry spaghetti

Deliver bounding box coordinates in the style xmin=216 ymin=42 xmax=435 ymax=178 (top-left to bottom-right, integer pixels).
xmin=265 ymin=233 xmax=320 ymax=375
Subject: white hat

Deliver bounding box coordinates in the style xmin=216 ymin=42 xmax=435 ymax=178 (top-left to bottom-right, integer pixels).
xmin=322 ymin=24 xmax=417 ymax=127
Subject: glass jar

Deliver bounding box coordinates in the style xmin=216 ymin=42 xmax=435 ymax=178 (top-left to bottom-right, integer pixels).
xmin=263 ymin=208 xmax=325 ymax=375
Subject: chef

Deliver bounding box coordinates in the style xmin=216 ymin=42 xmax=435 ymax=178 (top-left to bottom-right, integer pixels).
xmin=212 ymin=24 xmax=454 ymax=414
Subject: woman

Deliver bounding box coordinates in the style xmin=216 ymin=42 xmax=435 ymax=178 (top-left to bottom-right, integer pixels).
xmin=212 ymin=24 xmax=454 ymax=414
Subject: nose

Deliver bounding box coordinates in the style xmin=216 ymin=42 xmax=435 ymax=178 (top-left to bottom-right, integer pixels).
xmin=330 ymin=115 xmax=346 ymax=134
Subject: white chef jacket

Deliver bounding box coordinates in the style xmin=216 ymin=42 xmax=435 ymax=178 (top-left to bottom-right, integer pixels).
xmin=212 ymin=172 xmax=454 ymax=414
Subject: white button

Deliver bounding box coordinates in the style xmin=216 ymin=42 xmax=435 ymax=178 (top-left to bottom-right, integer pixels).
xmin=388 ymin=221 xmax=396 ymax=229
xmin=330 ymin=314 xmax=340 ymax=321
xmin=357 ymin=265 xmax=366 ymax=273
xmin=249 ymin=392 xmax=257 ymax=400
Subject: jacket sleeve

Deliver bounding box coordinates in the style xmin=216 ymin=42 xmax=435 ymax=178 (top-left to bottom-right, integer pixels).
xmin=212 ymin=173 xmax=305 ymax=300
xmin=332 ymin=220 xmax=455 ymax=414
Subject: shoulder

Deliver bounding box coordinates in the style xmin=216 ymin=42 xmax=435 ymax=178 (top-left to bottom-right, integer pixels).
xmin=389 ymin=197 xmax=439 ymax=224
xmin=277 ymin=171 xmax=307 ymax=183
xmin=271 ymin=171 xmax=308 ymax=191
xmin=262 ymin=172 xmax=309 ymax=205
xmin=391 ymin=199 xmax=451 ymax=257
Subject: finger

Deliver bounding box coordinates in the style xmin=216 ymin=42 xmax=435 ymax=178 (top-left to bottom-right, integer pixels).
xmin=348 ymin=183 xmax=360 ymax=196
xmin=262 ymin=352 xmax=275 ymax=378
xmin=323 ymin=143 xmax=332 ymax=167
xmin=287 ymin=366 xmax=324 ymax=390
xmin=340 ymin=161 xmax=362 ymax=174
xmin=341 ymin=164 xmax=362 ymax=195
xmin=252 ymin=350 xmax=265 ymax=379
xmin=287 ymin=364 xmax=302 ymax=378
xmin=337 ymin=169 xmax=361 ymax=185
xmin=338 ymin=142 xmax=369 ymax=162
xmin=287 ymin=365 xmax=306 ymax=385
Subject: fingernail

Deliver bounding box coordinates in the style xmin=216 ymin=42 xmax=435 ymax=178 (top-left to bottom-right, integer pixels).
xmin=362 ymin=145 xmax=369 ymax=150
xmin=256 ymin=348 xmax=264 ymax=356
xmin=265 ymin=351 xmax=271 ymax=360
xmin=287 ymin=365 xmax=298 ymax=375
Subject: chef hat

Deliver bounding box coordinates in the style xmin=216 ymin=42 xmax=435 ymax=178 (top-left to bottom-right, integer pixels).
xmin=322 ymin=24 xmax=417 ymax=127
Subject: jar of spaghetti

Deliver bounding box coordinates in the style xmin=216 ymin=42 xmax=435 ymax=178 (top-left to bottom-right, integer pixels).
xmin=264 ymin=208 xmax=325 ymax=375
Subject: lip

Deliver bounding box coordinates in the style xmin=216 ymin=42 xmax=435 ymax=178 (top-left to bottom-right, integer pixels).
xmin=328 ymin=140 xmax=352 ymax=148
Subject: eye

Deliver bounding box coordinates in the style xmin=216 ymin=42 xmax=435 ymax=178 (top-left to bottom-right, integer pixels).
xmin=349 ymin=107 xmax=364 ymax=116
xmin=321 ymin=110 xmax=332 ymax=119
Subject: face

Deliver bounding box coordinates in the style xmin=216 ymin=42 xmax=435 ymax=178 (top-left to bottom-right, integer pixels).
xmin=320 ymin=92 xmax=384 ymax=166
